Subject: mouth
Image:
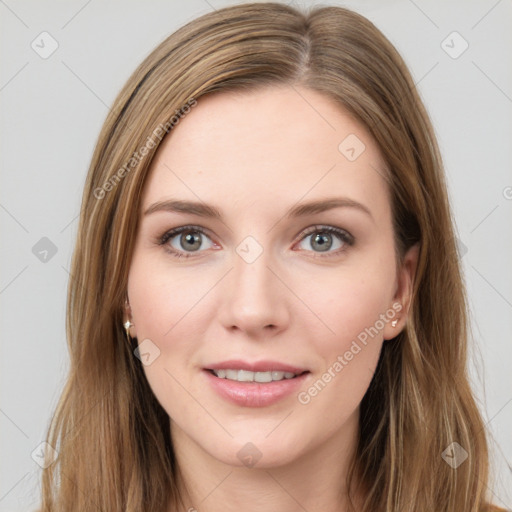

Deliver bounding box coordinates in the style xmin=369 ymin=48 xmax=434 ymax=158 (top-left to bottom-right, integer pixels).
xmin=207 ymin=368 xmax=307 ymax=382
xmin=203 ymin=360 xmax=310 ymax=407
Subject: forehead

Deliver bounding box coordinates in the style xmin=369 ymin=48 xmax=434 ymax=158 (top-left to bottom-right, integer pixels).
xmin=141 ymin=86 xmax=390 ymax=220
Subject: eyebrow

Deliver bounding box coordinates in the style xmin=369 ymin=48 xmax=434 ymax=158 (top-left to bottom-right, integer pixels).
xmin=144 ymin=197 xmax=373 ymax=222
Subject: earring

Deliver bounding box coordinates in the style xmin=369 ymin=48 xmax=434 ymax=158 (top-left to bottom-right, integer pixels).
xmin=391 ymin=319 xmax=398 ymax=327
xmin=124 ymin=319 xmax=134 ymax=342
xmin=123 ymin=296 xmax=134 ymax=342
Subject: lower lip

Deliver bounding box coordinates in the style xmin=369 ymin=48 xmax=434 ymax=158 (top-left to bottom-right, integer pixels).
xmin=204 ymin=370 xmax=309 ymax=407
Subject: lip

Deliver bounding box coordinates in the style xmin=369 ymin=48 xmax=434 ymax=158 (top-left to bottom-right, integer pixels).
xmin=203 ymin=360 xmax=310 ymax=408
xmin=206 ymin=359 xmax=307 ymax=374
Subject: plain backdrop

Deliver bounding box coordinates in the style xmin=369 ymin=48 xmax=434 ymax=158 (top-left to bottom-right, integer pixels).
xmin=1 ymin=0 xmax=511 ymax=510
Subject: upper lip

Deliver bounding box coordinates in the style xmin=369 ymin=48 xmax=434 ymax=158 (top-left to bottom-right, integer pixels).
xmin=205 ymin=360 xmax=308 ymax=374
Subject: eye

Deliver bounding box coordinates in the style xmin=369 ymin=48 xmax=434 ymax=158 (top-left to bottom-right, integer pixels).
xmin=296 ymin=225 xmax=354 ymax=257
xmin=158 ymin=226 xmax=216 ymax=259
xmin=158 ymin=224 xmax=354 ymax=260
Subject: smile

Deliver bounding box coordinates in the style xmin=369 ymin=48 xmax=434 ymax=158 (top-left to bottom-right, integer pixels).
xmin=210 ymin=369 xmax=299 ymax=382
xmin=204 ymin=361 xmax=310 ymax=407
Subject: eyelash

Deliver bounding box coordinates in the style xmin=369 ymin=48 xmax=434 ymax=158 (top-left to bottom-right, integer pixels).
xmin=157 ymin=224 xmax=354 ymax=260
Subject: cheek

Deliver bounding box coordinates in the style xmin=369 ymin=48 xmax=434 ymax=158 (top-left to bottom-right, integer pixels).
xmin=296 ymin=274 xmax=390 ymax=423
xmin=128 ymin=251 xmax=209 ymax=342
xmin=295 ymin=261 xmax=395 ymax=412
xmin=127 ymin=254 xmax=222 ymax=399
xmin=301 ymin=263 xmax=395 ymax=350
xmin=126 ymin=260 xmax=196 ymax=408
xmin=127 ymin=256 xmax=207 ymax=425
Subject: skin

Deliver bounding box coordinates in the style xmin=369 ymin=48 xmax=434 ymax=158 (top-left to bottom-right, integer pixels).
xmin=125 ymin=85 xmax=419 ymax=512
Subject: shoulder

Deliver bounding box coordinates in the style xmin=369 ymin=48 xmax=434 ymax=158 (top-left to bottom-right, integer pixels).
xmin=483 ymin=505 xmax=510 ymax=512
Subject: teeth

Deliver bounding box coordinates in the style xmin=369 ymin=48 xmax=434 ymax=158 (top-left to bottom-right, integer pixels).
xmin=254 ymin=372 xmax=272 ymax=383
xmin=212 ymin=369 xmax=299 ymax=382
xmin=238 ymin=370 xmax=254 ymax=382
xmin=225 ymin=369 xmax=238 ymax=380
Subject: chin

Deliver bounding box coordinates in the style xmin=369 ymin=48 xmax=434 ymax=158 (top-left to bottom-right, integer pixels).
xmin=201 ymin=428 xmax=309 ymax=470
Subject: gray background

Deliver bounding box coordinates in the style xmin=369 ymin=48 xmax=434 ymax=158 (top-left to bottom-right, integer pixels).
xmin=1 ymin=0 xmax=511 ymax=510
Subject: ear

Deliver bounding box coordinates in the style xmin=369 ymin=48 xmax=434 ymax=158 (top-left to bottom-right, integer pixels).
xmin=383 ymin=243 xmax=420 ymax=340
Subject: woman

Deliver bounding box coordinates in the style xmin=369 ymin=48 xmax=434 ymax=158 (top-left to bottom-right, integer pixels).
xmin=38 ymin=3 xmax=506 ymax=511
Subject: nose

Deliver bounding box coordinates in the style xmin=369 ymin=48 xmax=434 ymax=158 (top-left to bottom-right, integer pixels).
xmin=217 ymin=243 xmax=290 ymax=338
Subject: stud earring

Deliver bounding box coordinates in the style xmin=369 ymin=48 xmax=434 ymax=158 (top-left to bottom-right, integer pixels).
xmin=123 ymin=320 xmax=134 ymax=342
xmin=391 ymin=319 xmax=398 ymax=327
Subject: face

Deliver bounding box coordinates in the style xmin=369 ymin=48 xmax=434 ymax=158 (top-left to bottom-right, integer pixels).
xmin=126 ymin=85 xmax=417 ymax=469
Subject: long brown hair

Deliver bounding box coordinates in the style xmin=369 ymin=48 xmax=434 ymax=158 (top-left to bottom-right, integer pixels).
xmin=39 ymin=3 xmax=497 ymax=510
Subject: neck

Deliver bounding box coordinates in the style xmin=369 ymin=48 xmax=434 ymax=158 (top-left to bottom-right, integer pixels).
xmin=169 ymin=412 xmax=363 ymax=512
